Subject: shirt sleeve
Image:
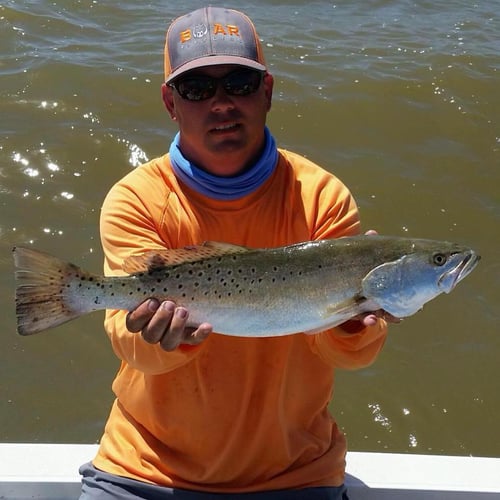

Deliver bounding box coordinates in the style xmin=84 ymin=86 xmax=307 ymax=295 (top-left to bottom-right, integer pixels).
xmin=308 ymin=321 xmax=388 ymax=369
xmin=304 ymin=163 xmax=389 ymax=369
xmin=100 ymin=169 xmax=204 ymax=375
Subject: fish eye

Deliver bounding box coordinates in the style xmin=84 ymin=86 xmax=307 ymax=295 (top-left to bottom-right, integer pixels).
xmin=432 ymin=253 xmax=447 ymax=266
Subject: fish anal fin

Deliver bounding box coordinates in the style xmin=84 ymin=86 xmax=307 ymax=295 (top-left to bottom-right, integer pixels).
xmin=122 ymin=242 xmax=251 ymax=274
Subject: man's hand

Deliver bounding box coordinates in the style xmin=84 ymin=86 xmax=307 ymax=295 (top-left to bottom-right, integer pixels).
xmin=126 ymin=299 xmax=212 ymax=352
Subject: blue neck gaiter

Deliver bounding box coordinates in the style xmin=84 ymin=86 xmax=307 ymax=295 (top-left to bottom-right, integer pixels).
xmin=169 ymin=127 xmax=278 ymax=201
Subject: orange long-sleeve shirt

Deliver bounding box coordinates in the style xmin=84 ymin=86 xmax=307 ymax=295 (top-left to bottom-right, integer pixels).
xmin=93 ymin=149 xmax=387 ymax=492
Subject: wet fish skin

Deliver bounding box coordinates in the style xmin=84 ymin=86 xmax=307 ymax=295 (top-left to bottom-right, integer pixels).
xmin=13 ymin=236 xmax=480 ymax=337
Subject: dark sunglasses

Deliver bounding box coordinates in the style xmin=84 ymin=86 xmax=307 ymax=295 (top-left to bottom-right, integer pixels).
xmin=169 ymin=68 xmax=264 ymax=102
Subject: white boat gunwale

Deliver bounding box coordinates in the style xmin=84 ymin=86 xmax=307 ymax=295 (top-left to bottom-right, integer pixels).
xmin=1 ymin=443 xmax=499 ymax=499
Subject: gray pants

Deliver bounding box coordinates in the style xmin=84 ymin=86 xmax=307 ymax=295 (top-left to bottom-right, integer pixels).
xmin=79 ymin=463 xmax=349 ymax=500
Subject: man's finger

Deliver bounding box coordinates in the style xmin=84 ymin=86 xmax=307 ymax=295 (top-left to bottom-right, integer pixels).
xmin=159 ymin=306 xmax=190 ymax=351
xmin=141 ymin=301 xmax=176 ymax=344
xmin=181 ymin=323 xmax=213 ymax=345
xmin=126 ymin=299 xmax=160 ymax=333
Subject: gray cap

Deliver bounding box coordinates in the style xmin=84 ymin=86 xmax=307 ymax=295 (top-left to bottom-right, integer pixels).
xmin=164 ymin=7 xmax=267 ymax=83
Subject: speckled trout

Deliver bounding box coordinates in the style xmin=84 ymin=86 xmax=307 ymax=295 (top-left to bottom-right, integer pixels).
xmin=13 ymin=236 xmax=479 ymax=336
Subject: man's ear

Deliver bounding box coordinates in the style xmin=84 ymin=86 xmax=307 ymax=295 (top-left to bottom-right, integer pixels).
xmin=161 ymin=83 xmax=176 ymax=120
xmin=263 ymin=73 xmax=274 ymax=112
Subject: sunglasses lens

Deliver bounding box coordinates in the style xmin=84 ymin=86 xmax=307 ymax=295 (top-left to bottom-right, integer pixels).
xmin=224 ymin=70 xmax=263 ymax=96
xmin=172 ymin=70 xmax=263 ymax=102
xmin=175 ymin=76 xmax=216 ymax=101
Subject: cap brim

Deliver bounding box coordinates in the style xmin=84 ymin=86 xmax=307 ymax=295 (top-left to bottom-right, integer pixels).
xmin=166 ymin=56 xmax=266 ymax=83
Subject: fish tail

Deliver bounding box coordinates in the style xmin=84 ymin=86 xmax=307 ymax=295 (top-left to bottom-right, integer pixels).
xmin=13 ymin=246 xmax=96 ymax=335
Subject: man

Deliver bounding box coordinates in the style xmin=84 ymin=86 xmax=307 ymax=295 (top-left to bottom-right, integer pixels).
xmin=80 ymin=6 xmax=390 ymax=499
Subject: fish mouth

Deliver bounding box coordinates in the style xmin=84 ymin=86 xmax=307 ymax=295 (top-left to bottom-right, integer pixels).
xmin=439 ymin=251 xmax=480 ymax=293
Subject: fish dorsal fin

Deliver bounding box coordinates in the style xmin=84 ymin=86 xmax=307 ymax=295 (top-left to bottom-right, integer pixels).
xmin=122 ymin=241 xmax=250 ymax=274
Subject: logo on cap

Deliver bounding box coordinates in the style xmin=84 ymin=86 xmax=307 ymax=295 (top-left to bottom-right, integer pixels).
xmin=192 ymin=23 xmax=208 ymax=39
xmin=179 ymin=23 xmax=242 ymax=44
xmin=180 ymin=24 xmax=207 ymax=43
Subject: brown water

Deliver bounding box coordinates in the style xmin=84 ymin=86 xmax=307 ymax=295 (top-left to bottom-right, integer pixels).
xmin=1 ymin=1 xmax=499 ymax=458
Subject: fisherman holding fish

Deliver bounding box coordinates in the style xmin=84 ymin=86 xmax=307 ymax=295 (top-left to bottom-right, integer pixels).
xmin=11 ymin=4 xmax=479 ymax=498
xmin=57 ymin=6 xmax=467 ymax=500
xmin=12 ymin=5 xmax=479 ymax=497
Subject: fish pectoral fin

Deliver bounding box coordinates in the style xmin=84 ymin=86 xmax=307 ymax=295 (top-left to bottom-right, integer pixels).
xmin=323 ymin=294 xmax=368 ymax=319
xmin=122 ymin=241 xmax=251 ymax=274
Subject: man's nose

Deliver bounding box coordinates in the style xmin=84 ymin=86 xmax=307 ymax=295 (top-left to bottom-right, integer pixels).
xmin=210 ymin=84 xmax=235 ymax=112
